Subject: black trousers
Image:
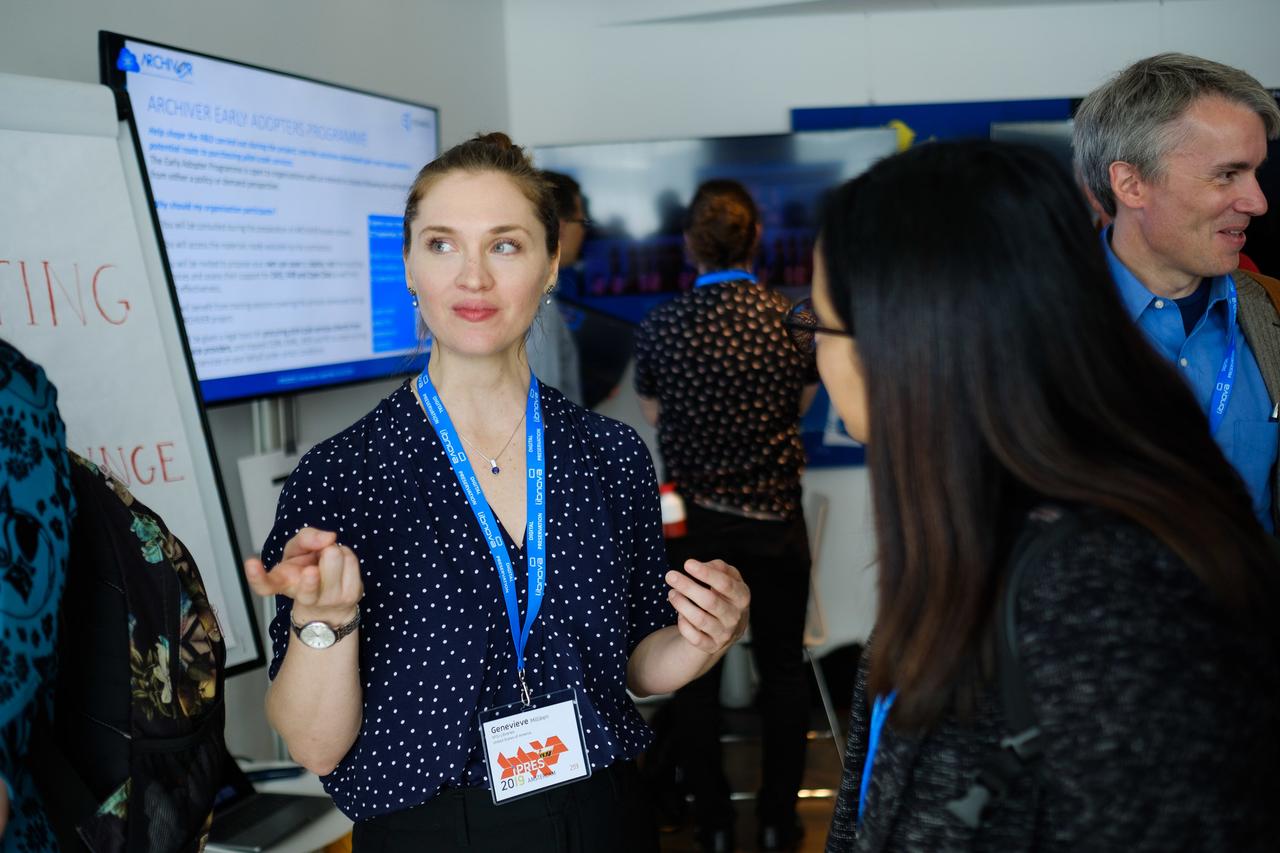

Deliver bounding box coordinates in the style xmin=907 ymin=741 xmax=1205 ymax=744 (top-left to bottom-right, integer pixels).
xmin=351 ymin=761 xmax=657 ymax=852
xmin=664 ymin=504 xmax=812 ymax=830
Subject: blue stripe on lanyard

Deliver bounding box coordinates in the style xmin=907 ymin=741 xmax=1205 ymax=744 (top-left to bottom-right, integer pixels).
xmin=857 ymin=690 xmax=897 ymax=827
xmin=694 ymin=270 xmax=758 ymax=288
xmin=1207 ymin=281 xmax=1239 ymax=436
xmin=416 ymin=369 xmax=547 ymax=689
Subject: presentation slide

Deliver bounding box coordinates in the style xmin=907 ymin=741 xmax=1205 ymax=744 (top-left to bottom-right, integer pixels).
xmin=114 ymin=39 xmax=437 ymax=402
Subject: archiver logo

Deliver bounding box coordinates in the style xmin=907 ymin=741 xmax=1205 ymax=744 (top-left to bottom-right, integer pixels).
xmin=496 ymin=735 xmax=570 ymax=780
xmin=115 ymin=47 xmax=139 ymax=73
xmin=139 ymin=50 xmax=193 ymax=80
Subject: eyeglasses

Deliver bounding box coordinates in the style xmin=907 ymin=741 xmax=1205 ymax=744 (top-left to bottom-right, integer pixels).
xmin=784 ymin=297 xmax=853 ymax=354
xmin=564 ymin=218 xmax=592 ymax=228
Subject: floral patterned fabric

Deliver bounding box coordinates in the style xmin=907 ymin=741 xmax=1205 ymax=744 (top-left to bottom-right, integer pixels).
xmin=49 ymin=454 xmax=227 ymax=852
xmin=0 ymin=340 xmax=74 ymax=853
xmin=116 ymin=494 xmax=221 ymax=722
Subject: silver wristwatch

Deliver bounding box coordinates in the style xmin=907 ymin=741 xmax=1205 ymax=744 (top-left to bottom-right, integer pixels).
xmin=290 ymin=606 xmax=361 ymax=650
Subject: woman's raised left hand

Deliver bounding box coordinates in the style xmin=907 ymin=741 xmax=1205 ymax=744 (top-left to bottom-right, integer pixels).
xmin=665 ymin=559 xmax=751 ymax=656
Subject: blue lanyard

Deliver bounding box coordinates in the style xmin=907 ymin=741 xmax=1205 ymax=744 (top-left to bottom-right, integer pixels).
xmin=857 ymin=690 xmax=897 ymax=827
xmin=694 ymin=270 xmax=757 ymax=288
xmin=1206 ymin=281 xmax=1239 ymax=435
xmin=416 ymin=368 xmax=547 ymax=706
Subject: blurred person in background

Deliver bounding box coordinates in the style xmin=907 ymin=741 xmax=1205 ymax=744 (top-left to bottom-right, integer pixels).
xmin=634 ymin=180 xmax=818 ymax=853
xmin=525 ymin=170 xmax=585 ymax=405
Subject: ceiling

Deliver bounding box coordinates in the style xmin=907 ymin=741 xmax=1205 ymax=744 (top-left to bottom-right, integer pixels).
xmin=598 ymin=0 xmax=1195 ymax=26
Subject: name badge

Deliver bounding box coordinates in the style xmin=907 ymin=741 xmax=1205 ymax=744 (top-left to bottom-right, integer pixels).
xmin=479 ymin=687 xmax=591 ymax=804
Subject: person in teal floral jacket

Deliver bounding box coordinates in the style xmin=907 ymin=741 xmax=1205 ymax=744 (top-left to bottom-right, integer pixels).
xmin=0 ymin=340 xmax=74 ymax=853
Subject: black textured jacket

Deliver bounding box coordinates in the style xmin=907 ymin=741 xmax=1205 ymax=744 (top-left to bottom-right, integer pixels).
xmin=826 ymin=513 xmax=1279 ymax=852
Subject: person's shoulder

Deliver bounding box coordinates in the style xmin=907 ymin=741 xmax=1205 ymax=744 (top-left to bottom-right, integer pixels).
xmin=588 ymin=413 xmax=650 ymax=458
xmin=637 ymin=295 xmax=684 ymax=333
xmin=1234 ymin=268 xmax=1280 ymax=315
xmin=757 ymin=286 xmax=795 ymax=311
xmin=546 ymin=384 xmax=643 ymax=442
xmin=293 ymin=381 xmax=417 ymax=474
xmin=545 ymin=384 xmax=651 ymax=465
xmin=1012 ymin=505 xmax=1215 ymax=648
xmin=1 ymin=339 xmax=55 ymax=408
xmin=1017 ymin=507 xmax=1178 ymax=591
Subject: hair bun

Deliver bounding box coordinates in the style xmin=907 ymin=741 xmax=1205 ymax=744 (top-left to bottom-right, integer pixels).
xmin=402 ymin=130 xmax=558 ymax=258
xmin=472 ymin=131 xmax=516 ymax=150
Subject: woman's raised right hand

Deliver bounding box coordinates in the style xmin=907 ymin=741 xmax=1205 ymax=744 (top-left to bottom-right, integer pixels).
xmin=244 ymin=526 xmax=363 ymax=625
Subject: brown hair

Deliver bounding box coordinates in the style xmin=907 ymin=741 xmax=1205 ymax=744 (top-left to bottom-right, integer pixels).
xmin=684 ymin=179 xmax=759 ymax=269
xmin=402 ymin=131 xmax=559 ymax=256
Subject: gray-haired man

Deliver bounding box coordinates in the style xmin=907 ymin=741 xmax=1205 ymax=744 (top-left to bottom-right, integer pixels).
xmin=1075 ymin=53 xmax=1280 ymax=532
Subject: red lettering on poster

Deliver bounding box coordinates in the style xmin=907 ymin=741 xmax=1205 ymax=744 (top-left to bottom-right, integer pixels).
xmin=0 ymin=259 xmax=130 ymax=327
xmin=92 ymin=265 xmax=129 ymax=325
xmin=43 ymin=261 xmax=86 ymax=327
xmin=87 ymin=442 xmax=185 ymax=486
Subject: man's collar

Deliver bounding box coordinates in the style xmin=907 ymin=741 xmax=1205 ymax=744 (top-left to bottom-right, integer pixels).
xmin=1100 ymin=226 xmax=1229 ymax=319
xmin=1101 ymin=226 xmax=1160 ymax=320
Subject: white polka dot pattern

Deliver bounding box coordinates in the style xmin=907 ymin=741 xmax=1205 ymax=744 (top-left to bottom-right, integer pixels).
xmin=263 ymin=382 xmax=674 ymax=821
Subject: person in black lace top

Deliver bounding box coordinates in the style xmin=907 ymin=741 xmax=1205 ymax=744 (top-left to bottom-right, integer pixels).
xmin=634 ymin=180 xmax=818 ymax=852
xmin=797 ymin=141 xmax=1280 ymax=852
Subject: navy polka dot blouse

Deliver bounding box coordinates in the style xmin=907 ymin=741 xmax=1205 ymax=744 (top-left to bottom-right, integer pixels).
xmin=264 ymin=381 xmax=675 ymax=822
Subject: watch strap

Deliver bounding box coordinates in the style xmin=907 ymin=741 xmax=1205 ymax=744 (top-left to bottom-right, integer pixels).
xmin=290 ymin=605 xmax=361 ymax=643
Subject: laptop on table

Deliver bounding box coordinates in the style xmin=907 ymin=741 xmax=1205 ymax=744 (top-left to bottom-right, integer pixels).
xmin=208 ymin=762 xmax=335 ymax=852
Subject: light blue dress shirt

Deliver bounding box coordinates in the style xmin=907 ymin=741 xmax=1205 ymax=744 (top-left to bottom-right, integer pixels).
xmin=1102 ymin=228 xmax=1277 ymax=531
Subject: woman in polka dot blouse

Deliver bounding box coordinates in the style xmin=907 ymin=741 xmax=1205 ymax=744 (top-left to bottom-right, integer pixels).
xmin=242 ymin=133 xmax=750 ymax=853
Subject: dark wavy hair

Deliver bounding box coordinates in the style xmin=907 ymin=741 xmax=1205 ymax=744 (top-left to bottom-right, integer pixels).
xmin=402 ymin=131 xmax=559 ymax=257
xmin=819 ymin=140 xmax=1278 ymax=729
xmin=684 ymin=179 xmax=759 ymax=270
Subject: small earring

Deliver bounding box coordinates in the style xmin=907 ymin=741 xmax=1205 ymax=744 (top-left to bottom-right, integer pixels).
xmin=408 ymin=289 xmax=419 ymax=309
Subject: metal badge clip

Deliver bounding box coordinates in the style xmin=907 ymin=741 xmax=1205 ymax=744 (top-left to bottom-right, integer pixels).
xmin=518 ymin=669 xmax=533 ymax=707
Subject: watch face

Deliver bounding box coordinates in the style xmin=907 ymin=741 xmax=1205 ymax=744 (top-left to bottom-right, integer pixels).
xmin=299 ymin=621 xmax=337 ymax=649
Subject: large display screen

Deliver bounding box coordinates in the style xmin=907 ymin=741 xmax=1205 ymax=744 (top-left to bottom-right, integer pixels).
xmin=100 ymin=32 xmax=438 ymax=404
xmin=535 ymin=128 xmax=897 ymax=326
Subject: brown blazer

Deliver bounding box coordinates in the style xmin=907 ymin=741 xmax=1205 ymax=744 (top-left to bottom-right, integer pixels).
xmin=1232 ymin=269 xmax=1280 ymax=529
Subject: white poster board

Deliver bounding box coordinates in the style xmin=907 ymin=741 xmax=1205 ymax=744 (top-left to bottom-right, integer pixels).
xmin=0 ymin=71 xmax=262 ymax=672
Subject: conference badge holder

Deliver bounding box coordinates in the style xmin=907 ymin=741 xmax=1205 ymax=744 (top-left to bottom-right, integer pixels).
xmin=479 ymin=687 xmax=592 ymax=805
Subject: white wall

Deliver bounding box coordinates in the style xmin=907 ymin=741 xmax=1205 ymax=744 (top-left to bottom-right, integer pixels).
xmin=505 ymin=0 xmax=1280 ymax=146
xmin=504 ymin=0 xmax=1280 ymax=653
xmin=1 ymin=0 xmax=511 ymax=760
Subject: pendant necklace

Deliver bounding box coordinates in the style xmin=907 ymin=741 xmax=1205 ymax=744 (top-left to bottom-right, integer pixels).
xmin=457 ymin=410 xmax=527 ymax=475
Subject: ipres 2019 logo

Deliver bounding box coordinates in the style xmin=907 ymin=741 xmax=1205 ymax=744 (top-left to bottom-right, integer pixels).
xmin=495 ymin=736 xmax=570 ymax=792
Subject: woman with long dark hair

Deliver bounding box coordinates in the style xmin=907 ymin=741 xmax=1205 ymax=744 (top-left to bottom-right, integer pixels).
xmin=795 ymin=141 xmax=1280 ymax=851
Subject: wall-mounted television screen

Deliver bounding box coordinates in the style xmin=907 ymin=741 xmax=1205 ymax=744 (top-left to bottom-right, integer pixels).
xmin=100 ymin=32 xmax=438 ymax=405
xmin=534 ymin=128 xmax=897 ymax=326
